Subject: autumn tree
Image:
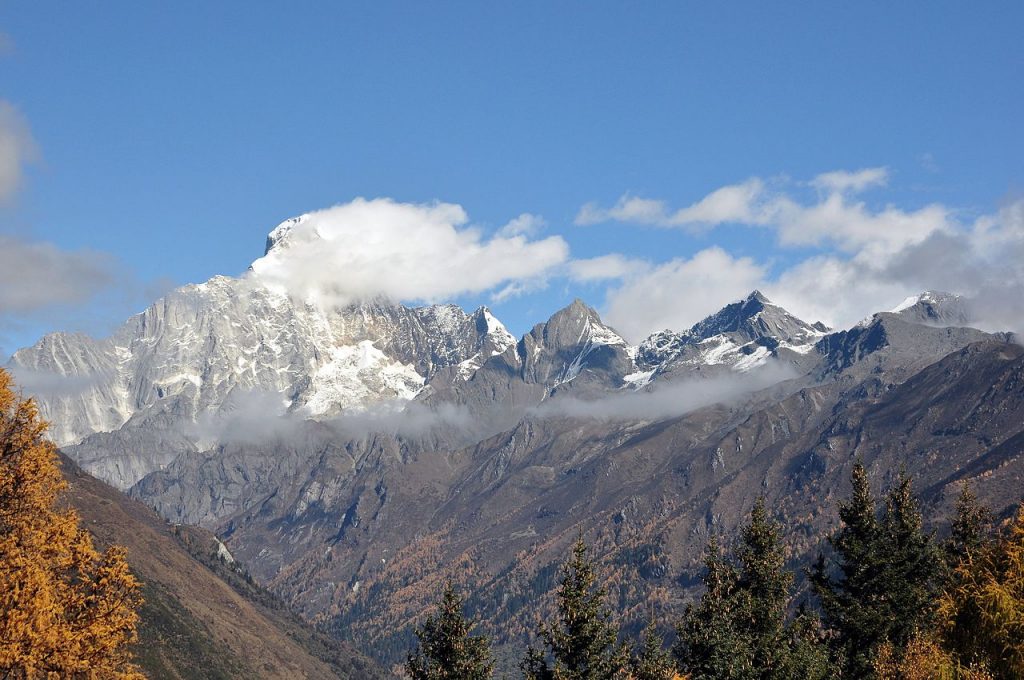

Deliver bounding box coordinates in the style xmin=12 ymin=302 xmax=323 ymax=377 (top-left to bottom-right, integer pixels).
xmin=938 ymin=504 xmax=1024 ymax=679
xmin=522 ymin=534 xmax=629 ymax=680
xmin=0 ymin=369 xmax=143 ymax=678
xmin=406 ymin=581 xmax=494 ymax=680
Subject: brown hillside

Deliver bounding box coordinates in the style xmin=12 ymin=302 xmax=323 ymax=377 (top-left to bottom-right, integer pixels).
xmin=58 ymin=453 xmax=385 ymax=680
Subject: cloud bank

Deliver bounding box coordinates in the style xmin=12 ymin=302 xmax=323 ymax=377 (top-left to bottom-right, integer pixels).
xmin=577 ymin=169 xmax=1024 ymax=339
xmin=535 ymin=363 xmax=795 ymax=422
xmin=249 ymin=198 xmax=569 ymax=308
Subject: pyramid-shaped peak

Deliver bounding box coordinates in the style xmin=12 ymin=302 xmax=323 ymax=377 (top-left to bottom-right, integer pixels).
xmin=539 ymin=299 xmax=625 ymax=348
xmin=746 ymin=289 xmax=771 ymax=303
xmin=688 ymin=292 xmax=822 ymax=344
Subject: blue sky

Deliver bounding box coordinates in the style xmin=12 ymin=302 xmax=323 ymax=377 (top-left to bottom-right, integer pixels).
xmin=1 ymin=2 xmax=1022 ymax=353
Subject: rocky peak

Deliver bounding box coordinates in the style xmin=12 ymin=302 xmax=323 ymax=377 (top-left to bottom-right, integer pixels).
xmin=263 ymin=214 xmax=309 ymax=255
xmin=689 ymin=290 xmax=824 ymax=345
xmin=889 ymin=291 xmax=972 ymax=327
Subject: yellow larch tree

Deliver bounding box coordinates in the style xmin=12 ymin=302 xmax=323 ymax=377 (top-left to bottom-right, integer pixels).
xmin=0 ymin=369 xmax=143 ymax=678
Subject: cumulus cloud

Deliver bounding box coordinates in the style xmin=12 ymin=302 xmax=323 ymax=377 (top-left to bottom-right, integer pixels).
xmin=0 ymin=101 xmax=38 ymax=203
xmin=602 ymin=248 xmax=766 ymax=341
xmin=579 ymin=168 xmax=986 ymax=337
xmin=535 ymin=362 xmax=795 ymax=422
xmin=0 ymin=236 xmax=118 ymax=314
xmin=575 ymin=179 xmax=766 ymax=229
xmin=249 ymin=198 xmax=569 ymax=308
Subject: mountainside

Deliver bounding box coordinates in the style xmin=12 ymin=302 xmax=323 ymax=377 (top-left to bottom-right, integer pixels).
xmin=60 ymin=452 xmax=386 ymax=679
xmin=10 ymin=216 xmax=1024 ymax=673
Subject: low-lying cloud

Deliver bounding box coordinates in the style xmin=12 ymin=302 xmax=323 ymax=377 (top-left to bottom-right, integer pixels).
xmin=248 ymin=198 xmax=569 ymax=308
xmin=190 ymin=389 xmax=476 ymax=447
xmin=534 ymin=363 xmax=795 ymax=422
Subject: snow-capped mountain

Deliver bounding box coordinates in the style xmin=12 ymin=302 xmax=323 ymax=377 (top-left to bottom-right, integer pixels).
xmin=629 ymin=290 xmax=830 ymax=387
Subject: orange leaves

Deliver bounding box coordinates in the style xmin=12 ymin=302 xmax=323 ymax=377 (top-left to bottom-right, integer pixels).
xmin=0 ymin=369 xmax=143 ymax=678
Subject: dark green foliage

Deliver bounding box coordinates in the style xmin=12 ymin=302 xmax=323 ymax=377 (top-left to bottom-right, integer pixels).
xmin=948 ymin=482 xmax=993 ymax=559
xmin=524 ymin=534 xmax=629 ymax=680
xmin=811 ymin=463 xmax=943 ymax=678
xmin=676 ymin=498 xmax=830 ymax=680
xmin=630 ymin=623 xmax=676 ymax=680
xmin=675 ymin=535 xmax=746 ymax=678
xmin=406 ymin=582 xmax=494 ymax=680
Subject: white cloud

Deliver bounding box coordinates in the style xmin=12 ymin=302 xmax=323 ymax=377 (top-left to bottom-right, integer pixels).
xmin=602 ymin=247 xmax=766 ymax=341
xmin=249 ymin=197 xmax=570 ymax=307
xmin=575 ymin=196 xmax=669 ymax=226
xmin=810 ymin=167 xmax=888 ymax=194
xmin=498 ymin=213 xmax=545 ymax=237
xmin=535 ymin=362 xmax=795 ymax=422
xmin=0 ymin=101 xmax=38 ymax=203
xmin=568 ymin=254 xmax=648 ymax=282
xmin=770 ymin=194 xmax=951 ymax=257
xmin=0 ymin=236 xmax=118 ymax=314
xmin=575 ymin=179 xmax=766 ymax=229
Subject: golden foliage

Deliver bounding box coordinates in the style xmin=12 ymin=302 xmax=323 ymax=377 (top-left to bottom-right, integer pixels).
xmin=938 ymin=505 xmax=1024 ymax=678
xmin=0 ymin=369 xmax=143 ymax=678
xmin=873 ymin=635 xmax=992 ymax=680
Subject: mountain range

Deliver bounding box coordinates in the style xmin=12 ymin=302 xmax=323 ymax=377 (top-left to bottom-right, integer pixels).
xmin=10 ymin=216 xmax=1024 ymax=671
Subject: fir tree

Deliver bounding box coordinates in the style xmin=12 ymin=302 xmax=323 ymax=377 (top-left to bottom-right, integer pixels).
xmin=677 ymin=498 xmax=829 ymax=680
xmin=524 ymin=533 xmax=629 ymax=680
xmin=0 ymin=369 xmax=143 ymax=678
xmin=880 ymin=469 xmax=943 ymax=647
xmin=674 ymin=535 xmax=745 ymax=679
xmin=734 ymin=497 xmax=790 ymax=675
xmin=947 ymin=482 xmax=992 ymax=559
xmin=811 ymin=463 xmax=941 ymax=678
xmin=630 ymin=622 xmax=676 ymax=680
xmin=406 ymin=581 xmax=494 ymax=680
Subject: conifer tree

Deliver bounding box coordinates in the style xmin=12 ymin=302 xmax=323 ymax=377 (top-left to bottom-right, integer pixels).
xmin=674 ymin=535 xmax=744 ymax=679
xmin=880 ymin=469 xmax=943 ymax=647
xmin=406 ymin=581 xmax=494 ymax=680
xmin=677 ymin=498 xmax=829 ymax=680
xmin=523 ymin=533 xmax=629 ymax=680
xmin=630 ymin=622 xmax=676 ymax=680
xmin=0 ymin=369 xmax=143 ymax=678
xmin=734 ymin=497 xmax=790 ymax=674
xmin=811 ymin=463 xmax=941 ymax=678
xmin=947 ymin=482 xmax=992 ymax=559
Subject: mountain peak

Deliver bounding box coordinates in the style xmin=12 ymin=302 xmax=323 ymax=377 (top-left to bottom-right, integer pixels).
xmin=889 ymin=291 xmax=971 ymax=326
xmin=746 ymin=289 xmax=770 ymax=303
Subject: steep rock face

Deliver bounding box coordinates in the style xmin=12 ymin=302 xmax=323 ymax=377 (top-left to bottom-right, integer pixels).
xmin=632 ymin=290 xmax=829 ymax=386
xmin=10 ymin=274 xmax=512 ymax=489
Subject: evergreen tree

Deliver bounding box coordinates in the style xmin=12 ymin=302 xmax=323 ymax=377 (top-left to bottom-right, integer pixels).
xmin=674 ymin=535 xmax=745 ymax=679
xmin=811 ymin=463 xmax=941 ymax=678
xmin=947 ymin=482 xmax=992 ymax=559
xmin=0 ymin=369 xmax=143 ymax=678
xmin=677 ymin=498 xmax=830 ymax=680
xmin=880 ymin=469 xmax=944 ymax=647
xmin=524 ymin=533 xmax=629 ymax=680
xmin=734 ymin=497 xmax=790 ymax=674
xmin=630 ymin=622 xmax=675 ymax=680
xmin=406 ymin=581 xmax=494 ymax=680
